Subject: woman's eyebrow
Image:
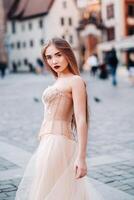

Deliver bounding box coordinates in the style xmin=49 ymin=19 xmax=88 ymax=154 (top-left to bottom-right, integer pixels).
xmin=45 ymin=51 xmax=61 ymax=57
xmin=55 ymin=51 xmax=61 ymax=55
xmin=45 ymin=54 xmax=51 ymax=57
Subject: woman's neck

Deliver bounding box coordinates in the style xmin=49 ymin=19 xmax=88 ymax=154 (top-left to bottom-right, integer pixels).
xmin=58 ymin=73 xmax=73 ymax=78
xmin=57 ymin=69 xmax=73 ymax=78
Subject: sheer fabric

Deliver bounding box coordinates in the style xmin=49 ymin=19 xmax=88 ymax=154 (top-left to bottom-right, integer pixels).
xmin=38 ymin=86 xmax=74 ymax=140
xmin=15 ymin=85 xmax=104 ymax=200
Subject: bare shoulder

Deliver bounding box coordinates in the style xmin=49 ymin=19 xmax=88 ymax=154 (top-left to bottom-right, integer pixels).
xmin=69 ymin=75 xmax=85 ymax=88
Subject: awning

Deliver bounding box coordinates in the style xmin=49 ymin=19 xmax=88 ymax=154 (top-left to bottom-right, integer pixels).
xmin=98 ymin=35 xmax=134 ymax=52
xmin=80 ymin=24 xmax=101 ymax=37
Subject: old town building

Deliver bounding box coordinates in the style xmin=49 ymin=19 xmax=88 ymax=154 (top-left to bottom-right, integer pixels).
xmin=6 ymin=0 xmax=80 ymax=72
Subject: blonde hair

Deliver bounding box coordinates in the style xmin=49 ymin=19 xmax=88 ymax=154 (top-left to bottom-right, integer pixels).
xmin=42 ymin=37 xmax=89 ymax=128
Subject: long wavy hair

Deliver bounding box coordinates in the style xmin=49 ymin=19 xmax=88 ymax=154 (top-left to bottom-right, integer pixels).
xmin=41 ymin=37 xmax=89 ymax=129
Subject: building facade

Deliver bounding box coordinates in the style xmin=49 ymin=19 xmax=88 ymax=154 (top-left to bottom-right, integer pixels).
xmin=0 ymin=0 xmax=7 ymax=65
xmin=98 ymin=0 xmax=134 ymax=64
xmin=77 ymin=0 xmax=104 ymax=67
xmin=7 ymin=0 xmax=80 ymax=72
xmin=77 ymin=0 xmax=134 ymax=67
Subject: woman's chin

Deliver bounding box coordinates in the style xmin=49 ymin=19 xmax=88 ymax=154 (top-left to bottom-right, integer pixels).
xmin=55 ymin=69 xmax=64 ymax=73
xmin=53 ymin=67 xmax=67 ymax=73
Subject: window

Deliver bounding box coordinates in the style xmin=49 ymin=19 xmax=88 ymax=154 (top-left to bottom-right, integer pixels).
xmin=11 ymin=43 xmax=14 ymax=49
xmin=12 ymin=21 xmax=16 ymax=33
xmin=61 ymin=17 xmax=64 ymax=26
xmin=18 ymin=60 xmax=21 ymax=66
xmin=107 ymin=27 xmax=115 ymax=41
xmin=23 ymin=42 xmax=26 ymax=48
xmin=39 ymin=19 xmax=43 ymax=28
xmin=63 ymin=1 xmax=67 ymax=8
xmin=30 ymin=40 xmax=34 ymax=47
xmin=68 ymin=17 xmax=72 ymax=26
xmin=24 ymin=58 xmax=28 ymax=65
xmin=128 ymin=26 xmax=134 ymax=35
xmin=29 ymin=22 xmax=32 ymax=30
xmin=69 ymin=35 xmax=73 ymax=44
xmin=128 ymin=4 xmax=134 ymax=17
xmin=107 ymin=4 xmax=114 ymax=19
xmin=17 ymin=41 xmax=21 ymax=49
xmin=22 ymin=23 xmax=25 ymax=31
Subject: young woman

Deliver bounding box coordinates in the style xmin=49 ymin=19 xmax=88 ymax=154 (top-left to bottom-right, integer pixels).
xmin=15 ymin=38 xmax=103 ymax=200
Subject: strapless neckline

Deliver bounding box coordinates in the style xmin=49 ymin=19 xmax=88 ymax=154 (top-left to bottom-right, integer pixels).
xmin=43 ymin=85 xmax=72 ymax=99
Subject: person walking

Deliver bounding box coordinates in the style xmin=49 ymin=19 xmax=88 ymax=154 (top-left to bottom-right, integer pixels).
xmin=107 ymin=48 xmax=118 ymax=86
xmin=0 ymin=62 xmax=7 ymax=78
xmin=86 ymin=53 xmax=99 ymax=77
xmin=127 ymin=53 xmax=134 ymax=86
xmin=15 ymin=38 xmax=103 ymax=200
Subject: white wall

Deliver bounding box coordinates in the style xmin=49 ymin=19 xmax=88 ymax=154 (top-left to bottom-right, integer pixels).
xmin=101 ymin=0 xmax=124 ymax=42
xmin=7 ymin=0 xmax=80 ymax=71
xmin=44 ymin=0 xmax=80 ymax=62
xmin=7 ymin=17 xmax=45 ymax=70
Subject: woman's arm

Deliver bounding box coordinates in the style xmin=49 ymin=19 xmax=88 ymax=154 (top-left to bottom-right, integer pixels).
xmin=71 ymin=76 xmax=88 ymax=179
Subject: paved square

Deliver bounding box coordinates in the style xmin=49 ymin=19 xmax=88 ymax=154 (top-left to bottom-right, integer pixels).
xmin=0 ymin=71 xmax=134 ymax=200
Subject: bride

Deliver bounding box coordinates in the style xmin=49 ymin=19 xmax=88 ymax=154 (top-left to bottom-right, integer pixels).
xmin=15 ymin=37 xmax=103 ymax=200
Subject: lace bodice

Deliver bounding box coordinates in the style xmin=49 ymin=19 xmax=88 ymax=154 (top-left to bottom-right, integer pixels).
xmin=38 ymin=86 xmax=75 ymax=140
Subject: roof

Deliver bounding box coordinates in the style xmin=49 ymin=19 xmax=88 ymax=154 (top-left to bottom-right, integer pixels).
xmin=8 ymin=0 xmax=54 ymax=19
xmin=23 ymin=0 xmax=54 ymax=18
xmin=13 ymin=0 xmax=28 ymax=17
xmin=3 ymin=0 xmax=15 ymax=15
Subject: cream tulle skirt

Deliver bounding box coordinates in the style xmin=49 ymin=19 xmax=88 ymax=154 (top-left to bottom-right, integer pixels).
xmin=15 ymin=134 xmax=103 ymax=200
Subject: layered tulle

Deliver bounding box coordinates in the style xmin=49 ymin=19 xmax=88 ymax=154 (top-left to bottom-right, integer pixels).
xmin=15 ymin=134 xmax=103 ymax=200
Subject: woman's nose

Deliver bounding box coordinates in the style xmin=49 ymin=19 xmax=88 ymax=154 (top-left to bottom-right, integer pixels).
xmin=52 ymin=58 xmax=58 ymax=64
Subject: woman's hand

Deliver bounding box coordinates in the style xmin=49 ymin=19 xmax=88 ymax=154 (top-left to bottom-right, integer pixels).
xmin=74 ymin=157 xmax=87 ymax=179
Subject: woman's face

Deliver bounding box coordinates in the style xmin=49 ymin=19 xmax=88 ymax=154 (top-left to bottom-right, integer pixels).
xmin=45 ymin=44 xmax=68 ymax=73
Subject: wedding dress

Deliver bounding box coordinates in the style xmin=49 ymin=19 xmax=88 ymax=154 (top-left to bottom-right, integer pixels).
xmin=15 ymin=85 xmax=104 ymax=200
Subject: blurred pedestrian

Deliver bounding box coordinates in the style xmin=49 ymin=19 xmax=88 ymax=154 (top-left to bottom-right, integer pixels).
xmin=28 ymin=62 xmax=34 ymax=72
xmin=80 ymin=45 xmax=85 ymax=72
xmin=0 ymin=62 xmax=7 ymax=78
xmin=127 ymin=53 xmax=134 ymax=86
xmin=107 ymin=48 xmax=118 ymax=86
xmin=99 ymin=63 xmax=108 ymax=80
xmin=36 ymin=58 xmax=44 ymax=74
xmin=86 ymin=53 xmax=99 ymax=77
xmin=12 ymin=62 xmax=17 ymax=73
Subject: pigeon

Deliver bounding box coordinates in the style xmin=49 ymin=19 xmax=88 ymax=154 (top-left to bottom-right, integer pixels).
xmin=33 ymin=97 xmax=40 ymax=102
xmin=94 ymin=97 xmax=101 ymax=103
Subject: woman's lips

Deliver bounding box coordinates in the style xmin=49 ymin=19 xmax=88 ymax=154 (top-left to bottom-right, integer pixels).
xmin=54 ymin=65 xmax=60 ymax=69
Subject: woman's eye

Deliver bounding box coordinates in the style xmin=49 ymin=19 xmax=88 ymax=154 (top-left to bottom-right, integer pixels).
xmin=46 ymin=56 xmax=51 ymax=60
xmin=57 ymin=54 xmax=61 ymax=57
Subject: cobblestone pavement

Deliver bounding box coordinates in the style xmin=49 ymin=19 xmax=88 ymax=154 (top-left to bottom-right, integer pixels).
xmin=0 ymin=69 xmax=134 ymax=200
